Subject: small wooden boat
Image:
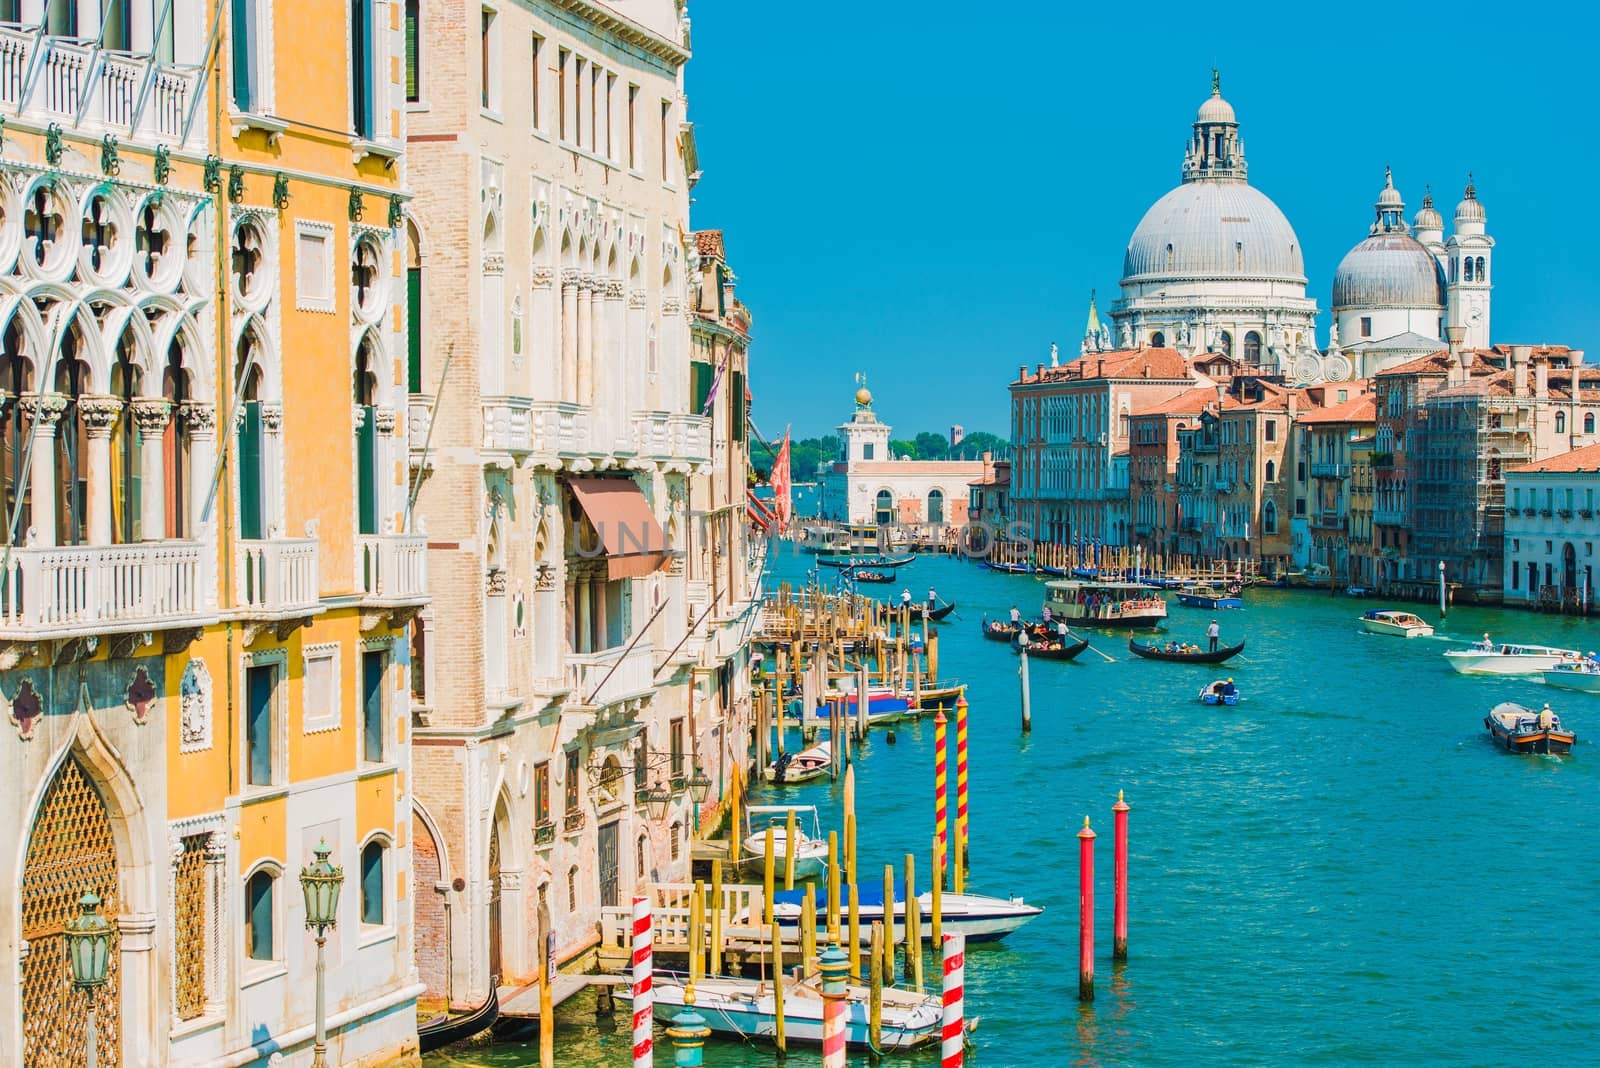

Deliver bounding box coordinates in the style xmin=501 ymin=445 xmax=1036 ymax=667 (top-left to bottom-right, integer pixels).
xmin=771 ymin=885 xmax=1042 ymax=943
xmin=763 ymin=742 xmax=831 ymax=784
xmin=1128 ymin=638 xmax=1245 ymax=664
xmin=417 ymin=985 xmax=499 ymax=1053
xmin=741 ymin=805 xmax=830 ymax=879
xmin=1037 ymin=564 xmax=1068 ymax=577
xmin=1017 ymin=634 xmax=1090 ymax=661
xmin=1544 ymin=661 xmax=1600 ymax=693
xmin=819 ymin=554 xmax=913 ymax=569
xmin=846 ymin=568 xmax=896 ymax=584
xmin=1484 ymin=702 xmax=1575 ymax=754
xmin=904 ymin=601 xmax=955 ymax=621
xmin=622 ymin=970 xmax=951 ymax=1051
xmin=1174 ymin=583 xmax=1243 ymax=609
xmin=981 ymin=617 xmax=1046 ymax=643
xmin=1445 ymin=641 xmax=1580 ymax=675
xmin=1359 ymin=609 xmax=1434 ymax=638
xmin=1199 ymin=679 xmax=1241 ymax=706
xmin=985 ymin=561 xmax=1035 ymax=574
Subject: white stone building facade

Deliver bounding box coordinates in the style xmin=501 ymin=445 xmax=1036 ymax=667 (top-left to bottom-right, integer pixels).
xmin=819 ymin=388 xmax=982 ymax=529
xmin=1502 ymin=443 xmax=1600 ymax=611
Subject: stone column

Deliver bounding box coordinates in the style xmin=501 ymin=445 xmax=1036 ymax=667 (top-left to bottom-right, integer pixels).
xmin=532 ymin=267 xmax=557 ymax=400
xmin=629 ymin=289 xmax=649 ymax=410
xmin=576 ymin=275 xmax=595 ymax=406
xmin=19 ymin=393 xmax=66 ymax=546
xmin=661 ymin=298 xmax=683 ymax=414
xmin=261 ymin=402 xmax=284 ymax=537
xmin=132 ymin=399 xmax=173 ymax=540
xmin=375 ymin=406 xmax=398 ymax=533
xmin=204 ymin=830 xmax=228 ymax=1013
xmin=179 ymin=402 xmax=216 ymax=532
xmin=78 ymin=394 xmax=123 ymax=545
xmin=560 ymin=269 xmax=579 ymax=403
xmin=604 ymin=280 xmax=625 ymax=449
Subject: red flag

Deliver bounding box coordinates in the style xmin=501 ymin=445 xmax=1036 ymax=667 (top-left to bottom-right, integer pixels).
xmin=771 ymin=428 xmax=792 ymax=533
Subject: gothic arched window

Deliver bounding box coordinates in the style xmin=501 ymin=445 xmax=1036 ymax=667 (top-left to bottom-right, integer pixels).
xmin=1463 ymin=258 xmax=1474 ymax=282
xmin=1475 ymin=256 xmax=1486 ymax=282
xmin=1244 ymin=331 xmax=1262 ymax=364
xmin=1151 ymin=331 xmax=1166 ymax=347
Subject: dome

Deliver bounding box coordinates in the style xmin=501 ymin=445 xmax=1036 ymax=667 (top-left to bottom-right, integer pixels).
xmin=1455 ymin=179 xmax=1485 ymax=223
xmin=1331 ymin=232 xmax=1446 ymax=310
xmin=1123 ymin=181 xmax=1306 ymax=283
xmin=1413 ymin=191 xmax=1443 ymax=233
xmin=1197 ymin=91 xmax=1235 ymax=125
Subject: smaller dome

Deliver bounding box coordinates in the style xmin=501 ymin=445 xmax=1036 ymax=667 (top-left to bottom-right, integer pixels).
xmin=1197 ymin=91 xmax=1235 ymax=125
xmin=1332 ymin=232 xmax=1446 ymax=311
xmin=855 ymin=387 xmax=872 ymax=406
xmin=1414 ymin=190 xmax=1443 ymax=233
xmin=1455 ymin=177 xmax=1485 ymax=223
xmin=1376 ymin=168 xmax=1403 ymax=210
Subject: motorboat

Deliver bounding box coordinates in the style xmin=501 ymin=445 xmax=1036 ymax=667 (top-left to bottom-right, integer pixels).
xmin=1174 ymin=583 xmax=1244 ymax=610
xmin=621 ymin=970 xmax=951 ymax=1051
xmin=1544 ymin=660 xmax=1600 ymax=693
xmin=1359 ymin=609 xmax=1435 ymax=638
xmin=786 ymin=687 xmax=911 ymax=725
xmin=1445 ymin=641 xmax=1581 ymax=675
xmin=1484 ymin=702 xmax=1575 ymax=754
xmin=770 ymin=884 xmax=1043 ymax=943
xmin=1044 ymin=579 xmax=1168 ymax=629
xmin=741 ymin=805 xmax=829 ymax=880
xmin=1128 ymin=638 xmax=1245 ymax=664
xmin=1199 ymin=679 xmax=1241 ymax=706
xmin=763 ymin=742 xmax=831 ymax=785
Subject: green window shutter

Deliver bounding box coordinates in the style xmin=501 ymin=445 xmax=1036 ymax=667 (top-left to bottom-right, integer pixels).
xmin=237 ymin=401 xmax=263 ymax=540
xmin=404 ymin=0 xmax=420 ymax=101
xmin=358 ymin=405 xmax=378 ymax=534
xmin=352 ymin=0 xmax=373 ymax=138
xmin=230 ymin=0 xmax=254 ymax=111
xmin=246 ymin=665 xmax=274 ymax=787
xmin=730 ymin=370 xmax=745 ymax=442
xmin=362 ymin=650 xmax=385 ymax=762
xmin=406 ymin=267 xmax=423 ymax=393
xmin=690 ymin=361 xmax=711 ymax=416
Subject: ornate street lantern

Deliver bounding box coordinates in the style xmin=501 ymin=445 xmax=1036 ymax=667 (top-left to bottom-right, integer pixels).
xmin=687 ymin=766 xmax=713 ymax=804
xmin=65 ymin=892 xmax=112 ymax=988
xmin=643 ymin=782 xmax=672 ymax=821
xmin=300 ymin=839 xmax=344 ymax=932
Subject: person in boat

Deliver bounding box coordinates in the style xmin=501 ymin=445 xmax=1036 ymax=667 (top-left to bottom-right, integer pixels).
xmin=1476 ymin=633 xmax=1494 ymax=651
xmin=1009 ymin=604 xmax=1021 ymax=624
xmin=1538 ymin=704 xmax=1555 ymax=731
xmin=1165 ymin=641 xmax=1178 ymax=653
xmin=1206 ymin=620 xmax=1221 ymax=652
xmin=1221 ymin=678 xmax=1237 ymax=697
xmin=1056 ymin=619 xmax=1071 ymax=639
xmin=927 ymin=587 xmax=938 ymax=611
xmin=1042 ymin=605 xmax=1053 ymax=623
xmin=901 ymin=588 xmax=913 ymax=608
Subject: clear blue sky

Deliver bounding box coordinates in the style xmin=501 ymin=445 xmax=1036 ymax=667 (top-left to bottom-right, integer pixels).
xmin=685 ymin=0 xmax=1596 ymax=442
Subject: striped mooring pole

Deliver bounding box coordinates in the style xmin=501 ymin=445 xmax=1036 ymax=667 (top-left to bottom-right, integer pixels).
xmin=954 ymin=694 xmax=970 ymax=868
xmin=941 ymin=933 xmax=966 ymax=1068
xmin=934 ymin=709 xmax=949 ymax=878
xmin=1078 ymin=816 xmax=1097 ymax=1002
xmin=819 ymin=943 xmax=850 ymax=1068
xmin=665 ymin=984 xmax=710 ymax=1068
xmin=631 ymin=896 xmax=654 ymax=1067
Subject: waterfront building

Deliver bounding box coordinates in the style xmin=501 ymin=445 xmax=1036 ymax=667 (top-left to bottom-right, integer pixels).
xmin=1348 ymin=435 xmax=1377 ymax=587
xmin=819 ymin=386 xmax=982 ymax=530
xmin=1502 ymin=442 xmax=1600 ymax=611
xmin=404 ymin=0 xmax=728 ymax=1012
xmin=0 ymin=3 xmax=423 ymax=1066
xmin=1296 ymin=392 xmax=1377 ymax=583
xmin=1008 ymin=348 xmax=1205 ymax=549
xmin=1130 ymin=387 xmax=1213 ymax=553
xmin=966 ymin=453 xmax=1011 ymax=532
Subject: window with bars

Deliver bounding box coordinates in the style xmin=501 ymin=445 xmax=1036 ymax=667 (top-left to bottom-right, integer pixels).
xmin=175 ymin=835 xmax=210 ymax=1020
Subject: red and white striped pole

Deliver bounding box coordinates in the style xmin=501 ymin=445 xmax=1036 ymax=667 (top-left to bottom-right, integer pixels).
xmin=819 ymin=944 xmax=850 ymax=1068
xmin=1078 ymin=816 xmax=1096 ymax=1002
xmin=940 ymin=933 xmax=966 ymax=1068
xmin=631 ymin=896 xmax=654 ymax=1067
xmin=1113 ymin=790 xmax=1129 ymax=962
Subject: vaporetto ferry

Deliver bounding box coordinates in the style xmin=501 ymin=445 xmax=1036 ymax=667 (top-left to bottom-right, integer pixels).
xmin=1043 ymin=579 xmax=1168 ymax=629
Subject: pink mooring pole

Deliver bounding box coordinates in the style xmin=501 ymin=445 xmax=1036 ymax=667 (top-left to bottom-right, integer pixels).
xmin=631 ymin=896 xmax=654 ymax=1067
xmin=1078 ymin=816 xmax=1096 ymax=1002
xmin=941 ymin=933 xmax=966 ymax=1068
xmin=1113 ymin=791 xmax=1129 ymax=962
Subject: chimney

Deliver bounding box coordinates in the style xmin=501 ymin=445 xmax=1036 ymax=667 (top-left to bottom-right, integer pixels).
xmin=1142 ymin=363 xmax=1150 ymax=378
xmin=1019 ymin=364 xmax=1027 ymax=382
xmin=1512 ymin=345 xmax=1532 ymax=398
xmin=1036 ymin=363 xmax=1044 ymax=380
xmin=1214 ymin=383 xmax=1226 ymax=411
xmin=1535 ymin=357 xmax=1549 ymax=399
xmin=1286 ymin=391 xmax=1298 ymax=418
xmin=1097 ymin=359 xmax=1105 ymax=378
xmin=1445 ymin=325 xmax=1469 ymax=385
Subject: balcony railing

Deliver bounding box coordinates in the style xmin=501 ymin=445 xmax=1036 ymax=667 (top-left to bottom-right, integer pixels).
xmin=529 ymin=401 xmax=595 ymax=459
xmin=632 ymin=410 xmax=673 ymax=459
xmin=357 ymin=534 xmax=428 ymax=607
xmin=567 ymin=641 xmax=657 ymax=707
xmin=1374 ymin=508 xmax=1406 ymax=526
xmin=669 ymin=414 xmax=712 ymax=464
xmin=482 ymin=395 xmax=534 ymax=456
xmin=236 ymin=538 xmax=320 ymax=617
xmin=0 ymin=541 xmax=210 ymax=638
xmin=0 ymin=28 xmax=203 ymax=145
xmin=1311 ymin=462 xmax=1352 ymax=479
xmin=408 ymin=395 xmax=434 ymax=468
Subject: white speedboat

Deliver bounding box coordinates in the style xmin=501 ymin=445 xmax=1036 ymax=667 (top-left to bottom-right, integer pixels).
xmin=769 ymin=885 xmax=1042 ymax=943
xmin=763 ymin=742 xmax=831 ymax=785
xmin=1445 ymin=642 xmax=1581 ymax=675
xmin=622 ymin=970 xmax=948 ymax=1051
xmin=1544 ymin=660 xmax=1600 ymax=693
xmin=1359 ymin=609 xmax=1434 ymax=638
xmin=741 ymin=805 xmax=829 ymax=880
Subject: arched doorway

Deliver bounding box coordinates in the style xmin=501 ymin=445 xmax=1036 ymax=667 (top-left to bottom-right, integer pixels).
xmin=927 ymin=489 xmax=944 ymax=525
xmin=487 ymin=805 xmax=503 ymax=983
xmin=21 ymin=756 xmax=123 ymax=1066
xmin=1563 ymin=542 xmax=1578 ymax=592
xmin=874 ymin=489 xmax=892 ymax=525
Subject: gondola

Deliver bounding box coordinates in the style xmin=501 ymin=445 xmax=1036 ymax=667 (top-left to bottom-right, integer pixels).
xmin=981 ymin=617 xmax=1050 ymax=643
xmin=418 ymin=985 xmax=499 ymax=1053
xmin=819 ymin=554 xmax=914 ymax=569
xmin=1018 ymin=635 xmax=1090 ymax=661
xmin=1127 ymin=638 xmax=1245 ymax=664
xmin=846 ymin=567 xmax=897 ymax=584
xmin=985 ymin=561 xmax=1035 ymax=574
xmin=904 ymin=601 xmax=956 ymax=621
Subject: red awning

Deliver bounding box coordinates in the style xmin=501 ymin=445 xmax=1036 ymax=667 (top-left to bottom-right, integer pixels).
xmin=568 ymin=478 xmax=671 ymax=579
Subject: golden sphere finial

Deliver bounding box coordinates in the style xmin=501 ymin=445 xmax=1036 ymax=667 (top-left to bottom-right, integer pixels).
xmin=855 ymin=386 xmax=872 ymax=406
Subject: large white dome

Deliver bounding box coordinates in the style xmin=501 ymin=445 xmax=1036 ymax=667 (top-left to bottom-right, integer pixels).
xmin=1332 ymin=232 xmax=1445 ymax=310
xmin=1122 ymin=181 xmax=1306 ymax=285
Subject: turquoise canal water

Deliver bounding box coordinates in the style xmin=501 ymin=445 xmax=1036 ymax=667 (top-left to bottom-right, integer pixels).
xmin=426 ymin=548 xmax=1600 ymax=1067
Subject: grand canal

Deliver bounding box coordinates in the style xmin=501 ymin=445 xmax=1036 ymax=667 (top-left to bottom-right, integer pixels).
xmin=426 ymin=547 xmax=1599 ymax=1067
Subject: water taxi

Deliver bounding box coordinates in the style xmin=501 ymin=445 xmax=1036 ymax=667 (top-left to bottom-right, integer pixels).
xmin=741 ymin=805 xmax=829 ymax=880
xmin=1484 ymin=702 xmax=1575 ymax=754
xmin=1445 ymin=641 xmax=1580 ymax=675
xmin=1043 ymin=579 xmax=1168 ymax=629
xmin=1174 ymin=583 xmax=1243 ymax=610
xmin=1359 ymin=609 xmax=1435 ymax=638
xmin=770 ymin=885 xmax=1043 ymax=943
xmin=763 ymin=742 xmax=831 ymax=785
xmin=1543 ymin=660 xmax=1600 ymax=693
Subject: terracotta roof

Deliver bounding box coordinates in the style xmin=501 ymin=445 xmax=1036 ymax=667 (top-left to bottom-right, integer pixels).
xmin=693 ymin=229 xmax=725 ymax=258
xmin=1014 ymin=347 xmax=1193 ymax=385
xmin=1507 ymin=442 xmax=1600 ymax=475
xmin=1297 ymin=394 xmax=1376 ymax=424
xmin=1141 ymin=386 xmax=1217 ymax=416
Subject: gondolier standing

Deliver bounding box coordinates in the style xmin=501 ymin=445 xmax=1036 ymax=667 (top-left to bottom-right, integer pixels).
xmin=1206 ymin=619 xmax=1220 ymax=652
xmin=1009 ymin=605 xmax=1021 ymax=624
xmin=902 ymin=588 xmax=913 ymax=609
xmin=928 ymin=587 xmax=939 ymax=612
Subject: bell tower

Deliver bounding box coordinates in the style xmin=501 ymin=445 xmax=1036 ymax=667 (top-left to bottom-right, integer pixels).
xmin=837 ymin=377 xmax=891 ymax=466
xmin=1445 ymin=176 xmax=1493 ymax=350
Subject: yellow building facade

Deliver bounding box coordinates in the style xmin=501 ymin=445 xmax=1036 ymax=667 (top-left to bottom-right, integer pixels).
xmin=0 ymin=2 xmax=423 ymax=1066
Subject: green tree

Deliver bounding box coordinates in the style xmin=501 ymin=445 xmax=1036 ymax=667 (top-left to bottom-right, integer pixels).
xmin=890 ymin=439 xmax=920 ymax=459
xmin=952 ymin=431 xmax=1010 ymax=459
xmin=913 ymin=431 xmax=950 ymax=460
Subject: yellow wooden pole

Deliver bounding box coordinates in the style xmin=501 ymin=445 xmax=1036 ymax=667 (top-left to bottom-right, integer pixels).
xmin=710 ymin=859 xmax=724 ymax=976
xmin=847 ymin=882 xmax=861 ymax=979
xmin=802 ymin=882 xmax=817 ymax=975
xmin=728 ymin=762 xmax=741 ymax=855
xmin=953 ymin=818 xmax=966 ymax=894
xmin=931 ymin=834 xmax=943 ymax=948
xmin=784 ymin=808 xmax=797 ymax=890
xmin=771 ymin=919 xmax=787 ymax=1054
xmin=844 ymin=812 xmax=857 ymax=889
xmin=868 ymin=921 xmax=884 ymax=1050
xmin=763 ymin=826 xmax=776 ymax=928
xmin=905 ymin=853 xmax=923 ymax=989
xmin=882 ymin=864 xmax=896 ymax=986
xmin=689 ymin=879 xmax=705 ymax=983
xmin=827 ymin=831 xmax=841 ymax=943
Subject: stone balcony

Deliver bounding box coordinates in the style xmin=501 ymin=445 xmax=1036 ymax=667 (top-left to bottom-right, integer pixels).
xmin=357 ymin=533 xmax=428 ymax=628
xmin=482 ymin=395 xmax=534 ymax=458
xmin=235 ymin=536 xmax=320 ymax=643
xmin=529 ymin=401 xmax=597 ymax=465
xmin=630 ymin=411 xmax=711 ymax=467
xmin=669 ymin=414 xmax=711 ymax=465
xmin=1311 ymin=462 xmax=1352 ymax=479
xmin=0 ymin=541 xmax=214 ymax=657
xmin=0 ymin=27 xmax=204 ymax=146
xmin=566 ymin=641 xmax=658 ymax=710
